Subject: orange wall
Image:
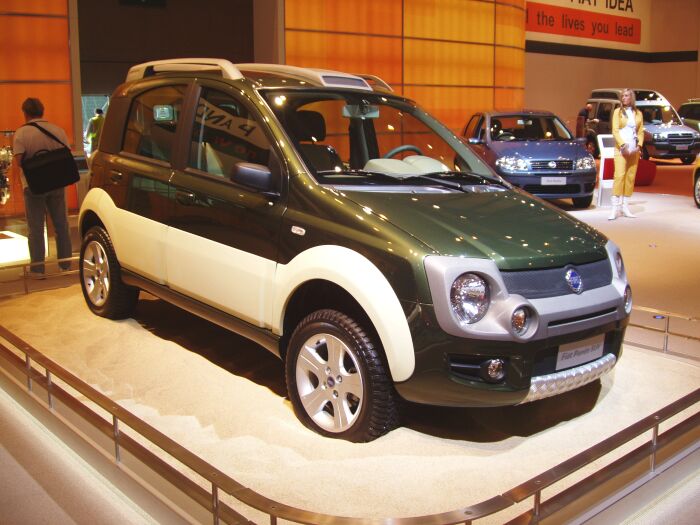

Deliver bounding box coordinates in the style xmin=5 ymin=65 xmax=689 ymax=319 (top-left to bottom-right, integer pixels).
xmin=0 ymin=0 xmax=77 ymax=218
xmin=285 ymin=0 xmax=526 ymax=132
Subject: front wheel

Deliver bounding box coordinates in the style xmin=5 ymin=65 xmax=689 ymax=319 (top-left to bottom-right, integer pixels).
xmin=694 ymin=173 xmax=700 ymax=208
xmin=285 ymin=309 xmax=398 ymax=442
xmin=572 ymin=195 xmax=593 ymax=209
xmin=80 ymin=226 xmax=139 ymax=319
xmin=681 ymin=155 xmax=696 ymax=165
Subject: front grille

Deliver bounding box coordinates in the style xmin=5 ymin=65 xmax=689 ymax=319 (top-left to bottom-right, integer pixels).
xmin=501 ymin=258 xmax=613 ymax=299
xmin=530 ymin=160 xmax=574 ymax=170
xmin=668 ymin=133 xmax=693 ymax=145
xmin=523 ymin=183 xmax=580 ymax=194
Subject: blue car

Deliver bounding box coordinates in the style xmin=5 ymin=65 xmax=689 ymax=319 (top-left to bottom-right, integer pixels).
xmin=463 ymin=111 xmax=596 ymax=208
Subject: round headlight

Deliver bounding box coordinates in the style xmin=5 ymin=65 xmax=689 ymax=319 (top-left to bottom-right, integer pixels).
xmin=450 ymin=273 xmax=490 ymax=324
xmin=615 ymin=252 xmax=625 ymax=276
xmin=624 ymin=285 xmax=633 ymax=314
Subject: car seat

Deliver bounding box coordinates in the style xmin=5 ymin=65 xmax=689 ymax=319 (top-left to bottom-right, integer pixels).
xmin=490 ymin=119 xmax=502 ymax=140
xmin=293 ymin=110 xmax=343 ymax=172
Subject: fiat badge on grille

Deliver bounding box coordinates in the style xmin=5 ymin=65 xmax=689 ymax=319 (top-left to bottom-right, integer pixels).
xmin=565 ymin=267 xmax=583 ymax=294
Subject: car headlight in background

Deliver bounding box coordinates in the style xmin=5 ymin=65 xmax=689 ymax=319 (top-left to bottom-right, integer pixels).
xmin=495 ymin=156 xmax=529 ymax=171
xmin=614 ymin=251 xmax=625 ymax=276
xmin=575 ymin=155 xmax=595 ymax=170
xmin=450 ymin=273 xmax=490 ymax=324
xmin=653 ymin=132 xmax=668 ymax=141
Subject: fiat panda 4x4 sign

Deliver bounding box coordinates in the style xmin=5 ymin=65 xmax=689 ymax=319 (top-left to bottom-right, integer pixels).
xmin=78 ymin=59 xmax=632 ymax=441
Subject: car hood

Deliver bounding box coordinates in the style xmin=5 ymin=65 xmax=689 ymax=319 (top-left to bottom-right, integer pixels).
xmin=643 ymin=122 xmax=698 ymax=134
xmin=487 ymin=140 xmax=587 ymax=160
xmin=342 ymin=188 xmax=608 ymax=270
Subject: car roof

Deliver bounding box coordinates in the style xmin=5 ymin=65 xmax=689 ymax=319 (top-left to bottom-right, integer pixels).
xmin=125 ymin=58 xmax=394 ymax=94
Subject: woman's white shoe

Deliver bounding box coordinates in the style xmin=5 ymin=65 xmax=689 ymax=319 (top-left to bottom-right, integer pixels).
xmin=621 ymin=197 xmax=636 ymax=218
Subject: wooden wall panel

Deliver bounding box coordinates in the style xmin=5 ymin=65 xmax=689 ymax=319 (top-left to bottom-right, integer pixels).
xmin=286 ymin=31 xmax=403 ymax=85
xmin=285 ymin=0 xmax=402 ymax=35
xmin=404 ymin=0 xmax=494 ymax=43
xmin=0 ymin=17 xmax=71 ymax=81
xmin=404 ymin=40 xmax=494 ymax=86
xmin=284 ymin=0 xmax=526 ymax=133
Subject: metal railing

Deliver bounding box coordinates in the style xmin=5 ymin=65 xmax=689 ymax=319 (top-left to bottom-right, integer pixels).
xmin=0 ymin=324 xmax=697 ymax=525
xmin=0 ymin=255 xmax=79 ymax=295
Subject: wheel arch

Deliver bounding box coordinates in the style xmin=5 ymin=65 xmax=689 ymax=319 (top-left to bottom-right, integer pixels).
xmin=273 ymin=246 xmax=415 ymax=382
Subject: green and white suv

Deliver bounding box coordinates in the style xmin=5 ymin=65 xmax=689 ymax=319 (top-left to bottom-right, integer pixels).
xmin=79 ymin=59 xmax=632 ymax=441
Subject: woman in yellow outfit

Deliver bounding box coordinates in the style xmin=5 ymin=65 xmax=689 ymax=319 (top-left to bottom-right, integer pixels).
xmin=610 ymin=88 xmax=644 ymax=220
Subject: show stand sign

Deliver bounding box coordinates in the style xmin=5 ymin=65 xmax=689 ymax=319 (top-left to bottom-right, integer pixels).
xmin=526 ymin=0 xmax=652 ymax=51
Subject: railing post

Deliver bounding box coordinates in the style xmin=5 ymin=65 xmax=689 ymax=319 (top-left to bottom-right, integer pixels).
xmin=22 ymin=264 xmax=28 ymax=294
xmin=25 ymin=354 xmax=31 ymax=391
xmin=663 ymin=315 xmax=670 ymax=353
xmin=650 ymin=417 xmax=660 ymax=472
xmin=46 ymin=370 xmax=54 ymax=409
xmin=113 ymin=415 xmax=121 ymax=463
xmin=212 ymin=483 xmax=219 ymax=525
xmin=533 ymin=490 xmax=541 ymax=520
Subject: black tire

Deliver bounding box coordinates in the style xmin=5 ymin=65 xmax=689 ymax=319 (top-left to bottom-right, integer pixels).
xmin=681 ymin=155 xmax=696 ymax=165
xmin=694 ymin=173 xmax=700 ymax=208
xmin=572 ymin=195 xmax=593 ymax=209
xmin=641 ymin=146 xmax=650 ymax=160
xmin=285 ymin=309 xmax=398 ymax=442
xmin=80 ymin=226 xmax=139 ymax=319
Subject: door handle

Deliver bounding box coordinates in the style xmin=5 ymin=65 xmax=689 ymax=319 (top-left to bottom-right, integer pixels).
xmin=109 ymin=170 xmax=123 ymax=183
xmin=175 ymin=190 xmax=196 ymax=205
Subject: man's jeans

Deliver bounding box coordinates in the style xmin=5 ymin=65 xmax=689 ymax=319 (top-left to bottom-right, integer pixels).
xmin=23 ymin=187 xmax=72 ymax=274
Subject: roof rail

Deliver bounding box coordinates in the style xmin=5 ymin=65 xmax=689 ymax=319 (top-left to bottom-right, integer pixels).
xmin=355 ymin=74 xmax=394 ymax=93
xmin=126 ymin=58 xmax=244 ymax=82
xmin=237 ymin=63 xmax=372 ymax=91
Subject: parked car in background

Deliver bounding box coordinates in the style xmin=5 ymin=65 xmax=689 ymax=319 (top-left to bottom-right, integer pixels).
xmin=78 ymin=59 xmax=632 ymax=441
xmin=462 ymin=110 xmax=596 ymax=208
xmin=678 ymin=98 xmax=700 ymax=133
xmin=584 ymin=89 xmax=700 ymax=164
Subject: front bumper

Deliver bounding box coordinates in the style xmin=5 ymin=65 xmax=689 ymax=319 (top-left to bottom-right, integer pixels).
xmin=394 ymin=303 xmax=627 ymax=407
xmin=646 ymin=142 xmax=700 ymax=159
xmin=500 ymin=170 xmax=596 ymax=199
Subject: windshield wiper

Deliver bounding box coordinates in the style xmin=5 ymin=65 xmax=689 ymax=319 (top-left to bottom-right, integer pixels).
xmin=416 ymin=170 xmax=508 ymax=186
xmin=315 ymin=169 xmax=401 ymax=183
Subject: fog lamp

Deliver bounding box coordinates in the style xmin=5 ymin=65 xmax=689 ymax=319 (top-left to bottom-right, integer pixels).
xmin=511 ymin=307 xmax=530 ymax=336
xmin=624 ymin=285 xmax=633 ymax=314
xmin=480 ymin=359 xmax=506 ymax=383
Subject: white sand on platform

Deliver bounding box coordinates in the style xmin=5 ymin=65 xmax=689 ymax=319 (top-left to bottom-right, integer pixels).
xmin=0 ymin=283 xmax=698 ymax=522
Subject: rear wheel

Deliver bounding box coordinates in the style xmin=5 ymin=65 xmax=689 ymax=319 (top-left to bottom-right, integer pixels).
xmin=80 ymin=226 xmax=139 ymax=319
xmin=285 ymin=309 xmax=398 ymax=442
xmin=572 ymin=195 xmax=593 ymax=209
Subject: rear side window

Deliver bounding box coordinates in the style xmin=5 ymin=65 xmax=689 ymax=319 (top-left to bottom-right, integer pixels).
xmin=188 ymin=88 xmax=271 ymax=177
xmin=597 ymin=103 xmax=613 ymax=123
xmin=122 ymin=85 xmax=186 ymax=161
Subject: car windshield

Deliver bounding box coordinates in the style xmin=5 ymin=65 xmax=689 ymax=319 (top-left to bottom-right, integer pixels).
xmin=489 ymin=115 xmax=573 ymax=141
xmin=261 ymin=90 xmax=500 ymax=189
xmin=640 ymin=104 xmax=682 ymax=126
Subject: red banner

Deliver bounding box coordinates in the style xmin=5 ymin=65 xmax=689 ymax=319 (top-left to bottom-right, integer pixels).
xmin=526 ymin=2 xmax=641 ymax=45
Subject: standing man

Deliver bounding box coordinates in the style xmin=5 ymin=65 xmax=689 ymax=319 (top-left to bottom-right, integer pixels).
xmin=12 ymin=97 xmax=73 ymax=277
xmin=84 ymin=107 xmax=105 ymax=157
xmin=576 ymin=103 xmax=593 ymax=138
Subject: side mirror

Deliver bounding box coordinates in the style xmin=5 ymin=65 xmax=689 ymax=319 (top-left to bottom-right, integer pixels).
xmin=230 ymin=162 xmax=279 ymax=197
xmin=468 ymin=137 xmax=483 ymax=145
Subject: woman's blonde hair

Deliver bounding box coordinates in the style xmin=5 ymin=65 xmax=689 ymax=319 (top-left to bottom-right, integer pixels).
xmin=620 ymin=88 xmax=636 ymax=110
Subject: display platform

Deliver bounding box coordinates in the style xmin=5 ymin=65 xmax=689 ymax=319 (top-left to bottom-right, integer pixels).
xmin=0 ymin=285 xmax=698 ymax=522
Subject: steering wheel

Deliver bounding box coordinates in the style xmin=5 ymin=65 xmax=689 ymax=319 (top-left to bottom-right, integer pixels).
xmin=383 ymin=144 xmax=423 ymax=158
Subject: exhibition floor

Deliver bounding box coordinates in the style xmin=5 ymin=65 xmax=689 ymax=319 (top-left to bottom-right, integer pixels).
xmin=0 ymin=187 xmax=699 ymax=523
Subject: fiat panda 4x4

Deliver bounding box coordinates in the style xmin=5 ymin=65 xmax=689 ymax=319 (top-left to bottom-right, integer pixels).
xmin=79 ymin=59 xmax=632 ymax=441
